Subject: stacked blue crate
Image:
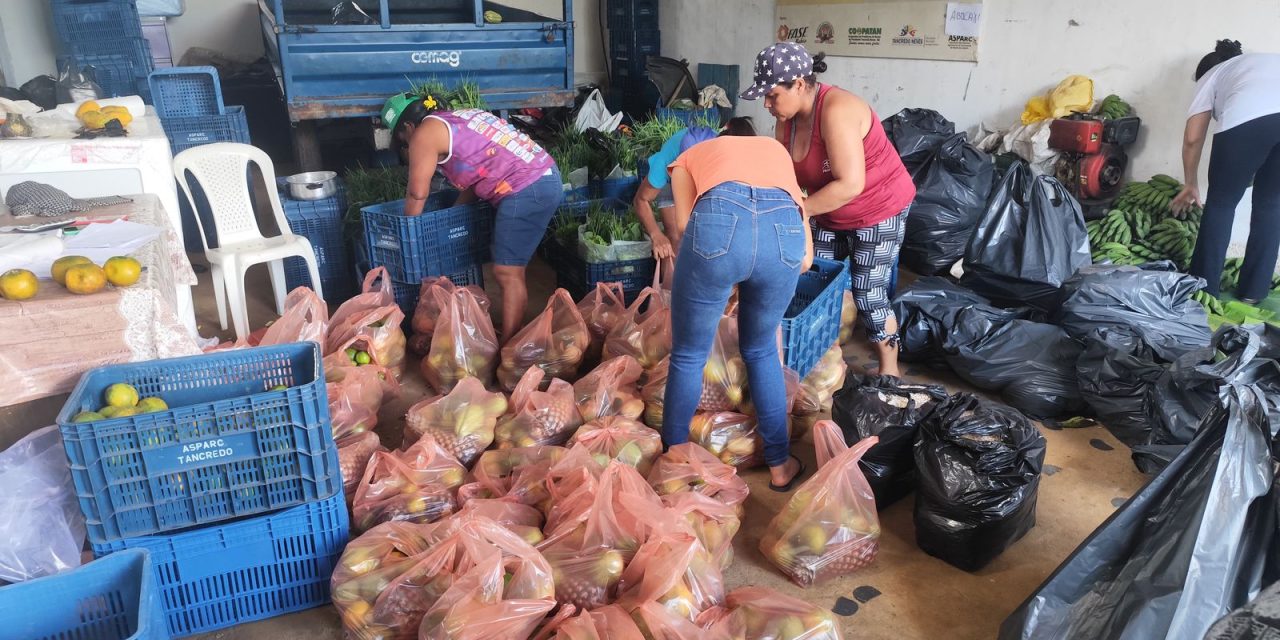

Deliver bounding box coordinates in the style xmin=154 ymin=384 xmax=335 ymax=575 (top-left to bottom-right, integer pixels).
xmin=53 ymin=0 xmax=154 ymax=100
xmin=277 ymin=178 xmax=356 ymax=302
xmin=56 ymin=344 xmax=350 ymax=637
xmin=607 ymin=0 xmax=660 ymax=117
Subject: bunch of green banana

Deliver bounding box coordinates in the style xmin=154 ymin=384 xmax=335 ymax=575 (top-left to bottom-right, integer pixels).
xmin=1087 ymin=210 xmax=1133 ymax=248
xmin=1099 ymin=94 xmax=1132 ymax=120
xmin=1114 ymin=179 xmax=1177 ymax=218
xmin=1124 ymin=208 xmax=1153 ymax=240
xmin=1145 ymin=218 xmax=1197 ymax=268
xmin=1193 ymin=290 xmax=1227 ymax=316
xmin=1091 ymin=242 xmax=1143 ymax=266
xmin=1221 ymin=257 xmax=1244 ymax=291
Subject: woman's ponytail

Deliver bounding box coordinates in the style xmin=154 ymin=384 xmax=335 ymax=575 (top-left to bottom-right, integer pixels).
xmin=1196 ymin=38 xmax=1244 ymax=80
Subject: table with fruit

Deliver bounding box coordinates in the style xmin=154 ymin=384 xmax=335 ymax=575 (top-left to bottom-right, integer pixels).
xmin=0 ymin=194 xmax=200 ymax=406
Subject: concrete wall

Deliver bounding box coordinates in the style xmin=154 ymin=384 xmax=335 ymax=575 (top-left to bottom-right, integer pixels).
xmin=659 ymin=0 xmax=1280 ymax=253
xmin=1 ymin=0 xmax=606 ymax=86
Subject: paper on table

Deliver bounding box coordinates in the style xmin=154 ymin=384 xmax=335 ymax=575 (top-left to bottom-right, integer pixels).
xmin=0 ymin=235 xmax=64 ymax=276
xmin=65 ymin=220 xmax=161 ymax=252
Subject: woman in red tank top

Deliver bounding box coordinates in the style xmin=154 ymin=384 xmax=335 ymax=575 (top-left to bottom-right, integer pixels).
xmin=742 ymin=42 xmax=915 ymax=376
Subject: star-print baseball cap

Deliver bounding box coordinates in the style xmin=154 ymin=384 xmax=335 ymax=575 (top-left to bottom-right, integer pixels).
xmin=741 ymin=42 xmax=814 ymax=101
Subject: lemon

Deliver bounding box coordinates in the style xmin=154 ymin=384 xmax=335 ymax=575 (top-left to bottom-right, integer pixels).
xmin=52 ymin=256 xmax=94 ymax=285
xmin=483 ymin=9 xmax=502 ymax=23
xmin=136 ymin=397 xmax=168 ymax=413
xmin=100 ymin=406 xmax=121 ymax=418
xmin=113 ymin=407 xmax=141 ymax=418
xmin=103 ymin=256 xmax=142 ymax=287
xmin=0 ymin=269 xmax=38 ymax=300
xmin=72 ymin=411 xmax=104 ymax=423
xmin=104 ymin=383 xmax=140 ymax=408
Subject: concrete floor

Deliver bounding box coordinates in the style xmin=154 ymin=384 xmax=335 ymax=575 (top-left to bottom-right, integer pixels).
xmin=0 ymin=255 xmax=1150 ymax=640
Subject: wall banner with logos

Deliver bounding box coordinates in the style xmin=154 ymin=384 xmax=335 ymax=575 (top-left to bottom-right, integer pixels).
xmin=775 ymin=0 xmax=981 ymax=62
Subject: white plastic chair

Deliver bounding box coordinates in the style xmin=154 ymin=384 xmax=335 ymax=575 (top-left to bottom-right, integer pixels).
xmin=172 ymin=143 xmax=324 ymax=340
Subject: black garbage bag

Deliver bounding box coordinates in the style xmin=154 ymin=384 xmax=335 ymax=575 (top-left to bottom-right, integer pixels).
xmin=960 ymin=160 xmax=1091 ymax=313
xmin=1146 ymin=325 xmax=1280 ymax=452
xmin=19 ymin=75 xmax=57 ymax=111
xmin=942 ymin=307 xmax=1085 ymax=418
xmin=1205 ymin=581 xmax=1280 ymax=640
xmin=998 ymin=374 xmax=1280 ymax=640
xmin=0 ymin=86 xmax=26 ymax=102
xmin=914 ymin=393 xmax=1046 ymax=572
xmin=892 ymin=277 xmax=1030 ymax=364
xmin=901 ymin=134 xmax=995 ymax=276
xmin=1075 ymin=327 xmax=1166 ymax=447
xmin=882 ymin=108 xmax=955 ymax=172
xmin=831 ymin=374 xmax=950 ymax=509
xmin=1056 ymin=263 xmax=1211 ymax=362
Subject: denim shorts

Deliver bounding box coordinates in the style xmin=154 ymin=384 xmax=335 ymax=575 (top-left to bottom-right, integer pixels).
xmin=492 ymin=167 xmax=564 ymax=266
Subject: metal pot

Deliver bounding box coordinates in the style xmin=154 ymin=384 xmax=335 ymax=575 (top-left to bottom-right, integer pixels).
xmin=285 ymin=171 xmax=338 ymax=201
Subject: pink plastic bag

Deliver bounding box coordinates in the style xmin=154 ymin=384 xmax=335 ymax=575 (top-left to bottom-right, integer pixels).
xmin=259 ymin=286 xmax=329 ymax=346
xmin=793 ymin=345 xmax=847 ymax=417
xmin=616 ymin=533 xmax=725 ymax=622
xmin=568 ymin=416 xmax=663 ymax=476
xmin=327 ymin=268 xmax=407 ymax=378
xmin=550 ymin=604 xmax=645 ymax=640
xmin=463 ymin=445 xmax=569 ymax=512
xmin=404 ymin=377 xmax=509 ymax=467
xmin=688 ymin=412 xmax=764 ymax=470
xmin=352 ymin=436 xmax=470 ymax=532
xmin=602 ymin=287 xmax=671 ymax=370
xmin=418 ymin=553 xmax=556 ymax=640
xmin=332 ymin=517 xmax=554 ymax=640
xmin=338 ymin=431 xmax=385 ymax=503
xmin=760 ymin=421 xmax=881 ymax=587
xmin=647 ymin=442 xmax=749 ymax=512
xmin=423 ymin=287 xmax=500 ymax=393
xmin=631 ymin=600 xmax=709 ymax=640
xmin=332 ymin=267 xmax=396 ymax=326
xmin=413 ymin=275 xmax=491 ymax=337
xmin=327 ymin=364 xmax=399 ymax=439
xmin=577 ymin=282 xmax=628 ymax=367
xmin=706 ymin=587 xmax=844 ymax=640
xmin=498 ymin=289 xmax=591 ymax=391
xmin=572 ymin=355 xmax=645 ymax=423
xmin=661 ymin=492 xmax=742 ymax=571
xmin=639 ymin=356 xmax=670 ymax=429
xmin=700 ymin=316 xmax=748 ymax=412
xmin=454 ymin=498 xmax=546 ymax=547
xmin=494 ymin=368 xmax=582 ymax=449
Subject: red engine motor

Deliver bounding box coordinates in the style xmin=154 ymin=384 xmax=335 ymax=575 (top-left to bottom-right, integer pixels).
xmin=1050 ymin=113 xmax=1142 ymax=207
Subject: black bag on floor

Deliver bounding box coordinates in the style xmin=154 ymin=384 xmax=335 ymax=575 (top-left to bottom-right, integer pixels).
xmin=892 ymin=277 xmax=1029 ymax=364
xmin=901 ymin=134 xmax=995 ymax=276
xmin=831 ymin=374 xmax=950 ymax=509
xmin=1056 ymin=263 xmax=1211 ymax=362
xmin=882 ymin=108 xmax=955 ymax=172
xmin=1075 ymin=326 xmax=1166 ymax=447
xmin=914 ymin=394 xmax=1046 ymax=572
xmin=1205 ymin=581 xmax=1280 ymax=640
xmin=999 ymin=372 xmax=1280 ymax=640
xmin=960 ymin=160 xmax=1091 ymax=313
xmin=942 ymin=307 xmax=1085 ymax=418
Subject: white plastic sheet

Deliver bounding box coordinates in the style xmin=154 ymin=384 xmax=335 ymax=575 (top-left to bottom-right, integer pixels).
xmin=0 ymin=426 xmax=85 ymax=582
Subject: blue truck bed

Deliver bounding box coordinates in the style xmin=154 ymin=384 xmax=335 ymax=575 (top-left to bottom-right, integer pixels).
xmin=259 ymin=0 xmax=576 ymax=121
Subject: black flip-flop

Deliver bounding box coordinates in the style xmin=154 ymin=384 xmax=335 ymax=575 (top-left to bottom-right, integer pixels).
xmin=769 ymin=455 xmax=807 ymax=492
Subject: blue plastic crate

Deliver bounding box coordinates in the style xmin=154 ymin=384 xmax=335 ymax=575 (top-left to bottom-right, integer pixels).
xmin=609 ymin=29 xmax=661 ymax=61
xmin=161 ymin=106 xmax=249 ymax=155
xmin=782 ymin=258 xmax=851 ymax=377
xmin=149 ymin=66 xmax=225 ymax=118
xmin=93 ymin=492 xmax=349 ymax=637
xmin=276 ymin=180 xmax=355 ymax=300
xmin=52 ymin=0 xmax=145 ymax=49
xmin=0 ymin=549 xmax=168 ymax=640
xmin=542 ymin=198 xmax=655 ymax=302
xmin=593 ymin=176 xmax=640 ymax=202
xmin=606 ymin=0 xmax=659 ymax=30
xmin=361 ymin=196 xmax=494 ymax=282
xmin=657 ymin=104 xmax=721 ymax=128
xmin=56 ymin=342 xmax=341 ymax=545
xmin=613 ymin=59 xmax=649 ymax=86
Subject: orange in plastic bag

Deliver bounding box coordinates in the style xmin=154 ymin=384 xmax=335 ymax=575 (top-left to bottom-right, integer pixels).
xmin=352 ymin=436 xmax=470 ymax=532
xmin=603 ymin=286 xmax=671 ymax=370
xmin=327 ymin=363 xmax=399 ymax=439
xmin=423 ymin=287 xmax=500 ymax=393
xmin=630 ymin=600 xmax=707 ymax=640
xmin=689 ymin=412 xmax=764 ymax=470
xmin=700 ymin=316 xmax=749 ymax=412
xmin=661 ymin=492 xmax=742 ymax=571
xmin=454 ymin=498 xmax=546 ymax=547
xmin=640 ymin=356 xmax=670 ymax=430
xmin=705 ymin=587 xmax=844 ymax=640
xmin=413 ymin=275 xmax=491 ymax=337
xmin=417 ymin=553 xmax=556 ymax=640
xmin=616 ymin=533 xmax=725 ymax=623
xmin=793 ymin=345 xmax=848 ymax=417
xmin=647 ymin=442 xmax=749 ymax=512
xmin=333 ymin=517 xmax=554 ymax=640
xmin=259 ymin=286 xmax=329 ymax=346
xmin=760 ymin=421 xmax=881 ymax=587
xmin=577 ymin=282 xmax=628 ymax=367
xmin=573 ymin=355 xmax=645 ymax=423
xmin=338 ymin=431 xmax=385 ymax=503
xmin=498 ymin=288 xmax=591 ymax=391
xmin=495 ymin=368 xmax=582 ymax=449
xmin=404 ymin=377 xmax=509 ymax=467
xmin=462 ymin=445 xmax=569 ymax=512
xmin=569 ymin=416 xmax=663 ymax=475
xmin=549 ymin=604 xmax=646 ymax=640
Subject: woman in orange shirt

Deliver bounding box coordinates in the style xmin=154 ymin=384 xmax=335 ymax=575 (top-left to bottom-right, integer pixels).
xmin=662 ymin=128 xmax=814 ymax=491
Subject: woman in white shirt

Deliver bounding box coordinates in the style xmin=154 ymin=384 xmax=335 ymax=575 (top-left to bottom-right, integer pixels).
xmin=1173 ymin=40 xmax=1280 ymax=303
